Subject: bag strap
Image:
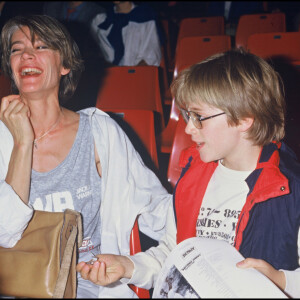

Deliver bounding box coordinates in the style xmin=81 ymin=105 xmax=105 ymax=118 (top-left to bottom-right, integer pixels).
xmin=65 ymin=209 xmax=83 ymax=247
xmin=52 ymin=224 xmax=78 ymax=298
xmin=77 ymin=212 xmax=83 ymax=247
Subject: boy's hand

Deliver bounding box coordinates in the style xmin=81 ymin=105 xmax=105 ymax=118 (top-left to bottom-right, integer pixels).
xmin=76 ymin=254 xmax=134 ymax=286
xmin=237 ymin=258 xmax=286 ymax=291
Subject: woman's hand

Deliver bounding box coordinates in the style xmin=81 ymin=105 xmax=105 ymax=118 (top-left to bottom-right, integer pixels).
xmin=236 ymin=258 xmax=286 ymax=291
xmin=1 ymin=95 xmax=34 ymax=203
xmin=0 ymin=95 xmax=34 ymax=147
xmin=76 ymin=254 xmax=134 ymax=286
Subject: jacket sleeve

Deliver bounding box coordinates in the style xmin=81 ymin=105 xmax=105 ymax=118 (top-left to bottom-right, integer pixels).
xmin=282 ymin=268 xmax=300 ymax=298
xmin=0 ymin=181 xmax=33 ymax=248
xmin=90 ymin=13 xmax=114 ymax=63
xmin=121 ymin=199 xmax=177 ymax=289
xmin=0 ymin=124 xmax=33 ymax=248
xmin=135 ymin=20 xmax=161 ymax=66
xmin=281 ymin=227 xmax=300 ymax=298
xmin=89 ymin=109 xmax=172 ymax=259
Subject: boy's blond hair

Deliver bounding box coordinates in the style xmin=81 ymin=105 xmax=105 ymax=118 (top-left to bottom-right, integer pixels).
xmin=171 ymin=49 xmax=285 ymax=146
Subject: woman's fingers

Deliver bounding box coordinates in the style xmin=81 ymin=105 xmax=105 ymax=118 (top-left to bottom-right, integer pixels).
xmin=0 ymin=95 xmax=21 ymax=117
xmin=4 ymin=99 xmax=26 ymax=116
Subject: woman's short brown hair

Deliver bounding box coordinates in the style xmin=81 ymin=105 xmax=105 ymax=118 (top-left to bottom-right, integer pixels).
xmin=171 ymin=48 xmax=286 ymax=146
xmin=1 ymin=14 xmax=84 ymax=102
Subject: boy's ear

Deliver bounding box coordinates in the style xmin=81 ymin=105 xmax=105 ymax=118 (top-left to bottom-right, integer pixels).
xmin=238 ymin=117 xmax=254 ymax=132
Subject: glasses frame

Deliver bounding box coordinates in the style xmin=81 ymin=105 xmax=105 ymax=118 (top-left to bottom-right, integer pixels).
xmin=181 ymin=108 xmax=225 ymax=129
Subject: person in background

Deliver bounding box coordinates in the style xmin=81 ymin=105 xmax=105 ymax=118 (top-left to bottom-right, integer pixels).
xmin=0 ymin=14 xmax=171 ymax=298
xmin=90 ymin=1 xmax=161 ymax=66
xmin=77 ymin=49 xmax=300 ymax=298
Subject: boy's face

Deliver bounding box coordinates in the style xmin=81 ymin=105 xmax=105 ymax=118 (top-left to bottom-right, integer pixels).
xmin=184 ymin=102 xmax=245 ymax=167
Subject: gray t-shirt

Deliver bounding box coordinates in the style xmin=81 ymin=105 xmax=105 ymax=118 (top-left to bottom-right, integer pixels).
xmin=29 ymin=112 xmax=102 ymax=262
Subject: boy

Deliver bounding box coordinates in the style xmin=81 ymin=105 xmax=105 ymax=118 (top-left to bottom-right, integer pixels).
xmin=77 ymin=49 xmax=300 ymax=298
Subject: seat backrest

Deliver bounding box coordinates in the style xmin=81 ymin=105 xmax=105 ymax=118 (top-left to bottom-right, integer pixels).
xmin=235 ymin=12 xmax=286 ymax=50
xmin=129 ymin=218 xmax=151 ymax=298
xmin=247 ymin=32 xmax=300 ymax=62
xmin=178 ymin=16 xmax=225 ymax=43
xmin=174 ymin=35 xmax=231 ymax=77
xmin=0 ymin=73 xmax=11 ymax=99
xmin=129 ymin=219 xmax=150 ymax=298
xmin=96 ymin=66 xmax=165 ymax=130
xmin=167 ymin=115 xmax=195 ymax=188
xmin=105 ymin=109 xmax=158 ymax=168
xmin=159 ymin=98 xmax=180 ymax=153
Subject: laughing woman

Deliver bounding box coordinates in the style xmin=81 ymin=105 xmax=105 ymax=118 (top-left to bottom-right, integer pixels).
xmin=0 ymin=15 xmax=172 ymax=298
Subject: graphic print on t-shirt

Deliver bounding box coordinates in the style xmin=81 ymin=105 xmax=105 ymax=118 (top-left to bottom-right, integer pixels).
xmin=31 ymin=191 xmax=75 ymax=211
xmin=31 ymin=185 xmax=93 ymax=212
xmin=196 ymin=206 xmax=241 ymax=245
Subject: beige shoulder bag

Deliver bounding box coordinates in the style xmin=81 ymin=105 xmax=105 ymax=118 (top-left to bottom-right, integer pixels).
xmin=0 ymin=209 xmax=82 ymax=298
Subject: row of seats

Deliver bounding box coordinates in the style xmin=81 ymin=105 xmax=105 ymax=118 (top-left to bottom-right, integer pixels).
xmin=163 ymin=12 xmax=286 ymax=77
xmin=176 ymin=12 xmax=286 ymax=50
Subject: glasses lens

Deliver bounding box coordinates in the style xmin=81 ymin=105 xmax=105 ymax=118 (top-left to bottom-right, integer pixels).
xmin=190 ymin=111 xmax=202 ymax=129
xmin=181 ymin=109 xmax=189 ymax=123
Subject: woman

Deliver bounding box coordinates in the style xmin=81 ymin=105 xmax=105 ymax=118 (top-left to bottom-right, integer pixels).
xmin=0 ymin=15 xmax=171 ymax=298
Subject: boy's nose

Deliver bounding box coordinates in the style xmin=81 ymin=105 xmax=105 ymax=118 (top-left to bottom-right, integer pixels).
xmin=185 ymin=118 xmax=198 ymax=135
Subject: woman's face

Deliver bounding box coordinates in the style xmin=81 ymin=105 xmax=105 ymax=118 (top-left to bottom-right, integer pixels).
xmin=9 ymin=26 xmax=69 ymax=97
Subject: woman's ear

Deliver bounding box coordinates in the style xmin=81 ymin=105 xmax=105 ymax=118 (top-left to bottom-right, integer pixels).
xmin=61 ymin=67 xmax=70 ymax=76
xmin=238 ymin=117 xmax=254 ymax=133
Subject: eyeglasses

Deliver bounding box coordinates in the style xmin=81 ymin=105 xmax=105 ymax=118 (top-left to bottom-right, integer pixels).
xmin=181 ymin=108 xmax=225 ymax=129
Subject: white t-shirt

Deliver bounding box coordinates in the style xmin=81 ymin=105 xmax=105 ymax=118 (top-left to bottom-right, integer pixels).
xmin=196 ymin=160 xmax=252 ymax=245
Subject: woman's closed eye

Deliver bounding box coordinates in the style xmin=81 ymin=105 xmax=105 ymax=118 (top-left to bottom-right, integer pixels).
xmin=36 ymin=45 xmax=48 ymax=50
xmin=11 ymin=47 xmax=22 ymax=54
